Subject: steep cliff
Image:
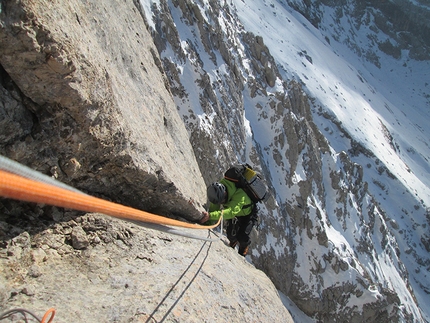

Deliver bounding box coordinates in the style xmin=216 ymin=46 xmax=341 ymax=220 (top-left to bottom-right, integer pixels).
xmin=142 ymin=0 xmax=428 ymax=322
xmin=0 ymin=0 xmax=206 ymax=220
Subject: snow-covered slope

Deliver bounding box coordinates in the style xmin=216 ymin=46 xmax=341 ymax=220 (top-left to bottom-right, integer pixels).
xmin=232 ymin=0 xmax=429 ymax=319
xmin=140 ymin=0 xmax=429 ymax=321
xmin=233 ymin=0 xmax=430 ymax=204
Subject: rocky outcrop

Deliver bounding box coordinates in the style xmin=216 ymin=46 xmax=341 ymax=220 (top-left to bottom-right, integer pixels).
xmin=0 ymin=0 xmax=206 ymax=220
xmin=0 ymin=213 xmax=293 ymax=322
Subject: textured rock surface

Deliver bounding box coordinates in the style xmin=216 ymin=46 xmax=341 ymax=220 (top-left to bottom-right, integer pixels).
xmin=0 ymin=0 xmax=206 ymax=220
xmin=0 ymin=213 xmax=293 ymax=322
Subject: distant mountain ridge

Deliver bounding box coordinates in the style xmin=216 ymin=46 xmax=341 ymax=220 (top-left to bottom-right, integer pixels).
xmin=286 ymin=0 xmax=430 ymax=61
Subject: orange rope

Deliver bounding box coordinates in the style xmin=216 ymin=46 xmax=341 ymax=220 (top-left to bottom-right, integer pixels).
xmin=40 ymin=308 xmax=55 ymax=323
xmin=0 ymin=170 xmax=219 ymax=229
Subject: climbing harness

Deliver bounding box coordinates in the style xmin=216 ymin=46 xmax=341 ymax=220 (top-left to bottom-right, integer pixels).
xmin=0 ymin=307 xmax=55 ymax=323
xmin=230 ymin=217 xmax=238 ymax=237
xmin=0 ymin=155 xmax=221 ymax=236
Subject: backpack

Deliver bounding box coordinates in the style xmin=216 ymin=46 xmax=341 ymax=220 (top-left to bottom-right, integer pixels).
xmin=224 ymin=164 xmax=268 ymax=204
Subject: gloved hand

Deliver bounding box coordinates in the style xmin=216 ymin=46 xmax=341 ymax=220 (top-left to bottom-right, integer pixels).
xmin=199 ymin=211 xmax=209 ymax=224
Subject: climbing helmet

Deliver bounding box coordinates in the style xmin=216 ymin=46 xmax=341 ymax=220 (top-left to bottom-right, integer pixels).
xmin=207 ymin=182 xmax=227 ymax=204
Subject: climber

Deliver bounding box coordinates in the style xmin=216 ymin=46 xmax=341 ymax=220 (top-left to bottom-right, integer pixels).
xmin=200 ymin=179 xmax=257 ymax=256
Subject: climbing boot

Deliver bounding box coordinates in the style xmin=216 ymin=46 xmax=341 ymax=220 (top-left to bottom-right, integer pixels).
xmin=239 ymin=245 xmax=249 ymax=256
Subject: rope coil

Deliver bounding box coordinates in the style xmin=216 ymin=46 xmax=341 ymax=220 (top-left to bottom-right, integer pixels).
xmin=0 ymin=307 xmax=55 ymax=323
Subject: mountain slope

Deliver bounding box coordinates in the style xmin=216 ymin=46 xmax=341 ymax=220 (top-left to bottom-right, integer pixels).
xmin=232 ymin=0 xmax=429 ymax=320
xmin=141 ymin=0 xmax=429 ymax=321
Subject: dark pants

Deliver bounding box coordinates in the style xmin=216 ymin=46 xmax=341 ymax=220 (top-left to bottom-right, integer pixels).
xmin=226 ymin=208 xmax=258 ymax=255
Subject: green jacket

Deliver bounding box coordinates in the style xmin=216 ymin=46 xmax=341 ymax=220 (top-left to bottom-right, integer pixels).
xmin=208 ymin=178 xmax=253 ymax=222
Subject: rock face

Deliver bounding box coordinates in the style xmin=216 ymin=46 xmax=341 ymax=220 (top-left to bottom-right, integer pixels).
xmin=0 ymin=213 xmax=293 ymax=322
xmin=0 ymin=0 xmax=206 ymax=220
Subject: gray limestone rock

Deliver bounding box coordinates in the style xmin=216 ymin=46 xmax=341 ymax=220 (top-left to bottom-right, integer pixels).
xmin=0 ymin=0 xmax=206 ymax=221
xmin=0 ymin=214 xmax=294 ymax=323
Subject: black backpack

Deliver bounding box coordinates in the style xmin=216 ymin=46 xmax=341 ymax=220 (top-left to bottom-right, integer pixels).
xmin=224 ymin=164 xmax=268 ymax=204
